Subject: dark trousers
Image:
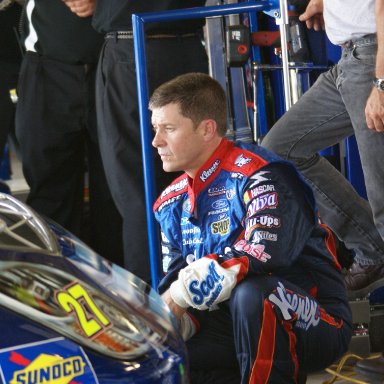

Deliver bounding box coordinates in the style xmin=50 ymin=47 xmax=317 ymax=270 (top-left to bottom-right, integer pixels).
xmin=15 ymin=52 xmax=123 ymax=264
xmin=95 ymin=35 xmax=208 ymax=282
xmin=187 ymin=276 xmax=352 ymax=384
xmin=0 ymin=62 xmax=19 ymax=160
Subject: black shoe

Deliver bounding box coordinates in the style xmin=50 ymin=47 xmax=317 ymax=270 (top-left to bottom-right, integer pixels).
xmin=355 ymin=355 xmax=384 ymax=382
xmin=344 ymin=262 xmax=384 ymax=299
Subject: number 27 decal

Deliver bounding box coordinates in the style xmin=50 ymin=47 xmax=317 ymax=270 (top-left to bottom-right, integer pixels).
xmin=56 ymin=282 xmax=111 ymax=337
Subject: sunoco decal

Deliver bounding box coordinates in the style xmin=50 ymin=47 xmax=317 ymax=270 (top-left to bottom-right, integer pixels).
xmin=0 ymin=338 xmax=98 ymax=384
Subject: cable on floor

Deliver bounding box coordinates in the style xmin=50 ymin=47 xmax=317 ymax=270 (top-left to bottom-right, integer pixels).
xmin=322 ymin=353 xmax=382 ymax=384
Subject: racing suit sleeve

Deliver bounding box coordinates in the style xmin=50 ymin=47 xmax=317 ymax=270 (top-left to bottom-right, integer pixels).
xmin=167 ymin=163 xmax=318 ymax=311
xmin=157 ymin=234 xmax=188 ymax=295
xmin=234 ymin=162 xmax=317 ymax=273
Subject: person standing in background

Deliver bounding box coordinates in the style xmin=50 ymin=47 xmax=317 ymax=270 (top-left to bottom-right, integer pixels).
xmin=262 ymin=0 xmax=384 ymax=298
xmin=15 ymin=0 xmax=123 ymax=264
xmin=0 ymin=0 xmax=23 ymax=192
xmin=65 ymin=0 xmax=208 ymax=284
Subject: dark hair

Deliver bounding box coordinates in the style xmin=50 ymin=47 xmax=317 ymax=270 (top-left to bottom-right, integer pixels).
xmin=149 ymin=72 xmax=228 ymax=136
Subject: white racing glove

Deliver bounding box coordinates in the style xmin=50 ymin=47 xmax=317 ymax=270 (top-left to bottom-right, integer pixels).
xmin=170 ymin=256 xmax=242 ymax=310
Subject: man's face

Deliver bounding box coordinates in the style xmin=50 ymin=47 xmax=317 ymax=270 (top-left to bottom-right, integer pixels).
xmin=151 ymin=103 xmax=206 ymax=177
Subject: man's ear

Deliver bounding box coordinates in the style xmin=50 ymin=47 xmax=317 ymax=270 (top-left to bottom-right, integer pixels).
xmin=200 ymin=119 xmax=218 ymax=141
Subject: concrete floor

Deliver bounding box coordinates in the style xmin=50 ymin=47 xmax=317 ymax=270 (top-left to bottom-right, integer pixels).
xmin=308 ymin=364 xmax=381 ymax=384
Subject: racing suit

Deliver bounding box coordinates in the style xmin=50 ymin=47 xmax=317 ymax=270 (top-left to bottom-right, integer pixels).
xmin=154 ymin=138 xmax=352 ymax=383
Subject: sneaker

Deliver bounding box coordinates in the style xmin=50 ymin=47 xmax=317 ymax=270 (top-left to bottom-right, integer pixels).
xmin=345 ymin=262 xmax=384 ymax=299
xmin=355 ymin=355 xmax=384 ymax=382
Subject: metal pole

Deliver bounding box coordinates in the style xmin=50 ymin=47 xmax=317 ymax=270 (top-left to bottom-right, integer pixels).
xmin=277 ymin=0 xmax=292 ymax=111
xmin=252 ymin=64 xmax=260 ymax=142
xmin=132 ymin=14 xmax=162 ymax=290
xmin=135 ymin=2 xmax=273 ymax=24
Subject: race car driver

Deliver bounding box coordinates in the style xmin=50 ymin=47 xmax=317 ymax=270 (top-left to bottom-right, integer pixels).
xmin=150 ymin=72 xmax=352 ymax=384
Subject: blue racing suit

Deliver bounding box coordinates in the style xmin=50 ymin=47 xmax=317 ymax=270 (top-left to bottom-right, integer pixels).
xmin=154 ymin=138 xmax=352 ymax=383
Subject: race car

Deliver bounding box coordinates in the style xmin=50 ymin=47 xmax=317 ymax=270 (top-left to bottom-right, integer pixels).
xmin=0 ymin=192 xmax=187 ymax=383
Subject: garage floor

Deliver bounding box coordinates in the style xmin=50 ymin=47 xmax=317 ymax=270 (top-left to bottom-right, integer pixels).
xmin=306 ymin=354 xmax=381 ymax=383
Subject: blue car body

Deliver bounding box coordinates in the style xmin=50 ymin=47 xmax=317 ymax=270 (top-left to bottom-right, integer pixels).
xmin=0 ymin=193 xmax=187 ymax=384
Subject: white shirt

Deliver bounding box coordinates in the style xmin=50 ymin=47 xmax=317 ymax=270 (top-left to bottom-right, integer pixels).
xmin=324 ymin=0 xmax=376 ymax=45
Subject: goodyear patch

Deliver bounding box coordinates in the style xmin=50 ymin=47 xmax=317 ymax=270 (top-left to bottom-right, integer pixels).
xmin=0 ymin=338 xmax=98 ymax=384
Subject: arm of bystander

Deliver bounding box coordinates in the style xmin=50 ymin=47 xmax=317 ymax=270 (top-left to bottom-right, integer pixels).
xmin=298 ymin=0 xmax=324 ymax=31
xmin=365 ymin=0 xmax=384 ymax=132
